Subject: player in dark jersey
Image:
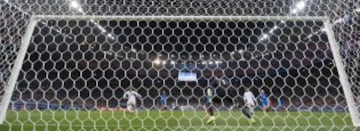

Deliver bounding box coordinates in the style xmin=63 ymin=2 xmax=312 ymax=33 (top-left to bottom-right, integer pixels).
xmin=205 ymin=87 xmax=215 ymax=124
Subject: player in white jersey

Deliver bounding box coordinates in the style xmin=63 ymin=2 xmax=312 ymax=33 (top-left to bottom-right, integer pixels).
xmin=243 ymin=88 xmax=257 ymax=124
xmin=123 ymin=89 xmax=142 ymax=113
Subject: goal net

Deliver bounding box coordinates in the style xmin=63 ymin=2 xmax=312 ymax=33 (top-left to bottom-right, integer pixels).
xmin=1 ymin=0 xmax=359 ymax=130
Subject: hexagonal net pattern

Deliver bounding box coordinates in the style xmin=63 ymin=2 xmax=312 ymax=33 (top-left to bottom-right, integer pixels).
xmin=0 ymin=0 xmax=359 ymax=131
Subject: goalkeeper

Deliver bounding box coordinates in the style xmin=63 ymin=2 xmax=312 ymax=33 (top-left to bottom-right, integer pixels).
xmin=123 ymin=88 xmax=142 ymax=114
xmin=205 ymin=83 xmax=216 ymax=124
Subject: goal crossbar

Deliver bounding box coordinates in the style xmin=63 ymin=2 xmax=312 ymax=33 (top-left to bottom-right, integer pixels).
xmin=33 ymin=15 xmax=329 ymax=21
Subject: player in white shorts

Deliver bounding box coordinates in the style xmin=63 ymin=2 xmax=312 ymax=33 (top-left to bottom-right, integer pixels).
xmin=123 ymin=89 xmax=142 ymax=113
xmin=243 ymin=88 xmax=257 ymax=124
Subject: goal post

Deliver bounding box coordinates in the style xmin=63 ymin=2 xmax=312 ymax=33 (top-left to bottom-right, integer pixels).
xmin=0 ymin=17 xmax=39 ymax=124
xmin=1 ymin=14 xmax=359 ymax=130
xmin=323 ymin=19 xmax=360 ymax=126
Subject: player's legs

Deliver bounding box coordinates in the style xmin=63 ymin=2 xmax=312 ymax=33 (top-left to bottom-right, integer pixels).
xmin=262 ymin=101 xmax=270 ymax=112
xmin=163 ymin=100 xmax=167 ymax=109
xmin=126 ymin=104 xmax=134 ymax=113
xmin=245 ymin=102 xmax=256 ymax=124
xmin=126 ymin=100 xmax=136 ymax=113
xmin=247 ymin=101 xmax=255 ymax=114
xmin=159 ymin=100 xmax=163 ymax=110
xmin=205 ymin=102 xmax=215 ymax=124
xmin=242 ymin=107 xmax=252 ymax=118
xmin=160 ymin=99 xmax=167 ymax=110
xmin=205 ymin=102 xmax=214 ymax=116
xmin=207 ymin=107 xmax=214 ymax=116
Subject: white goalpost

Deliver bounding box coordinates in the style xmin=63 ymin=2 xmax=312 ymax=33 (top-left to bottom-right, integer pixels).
xmin=323 ymin=19 xmax=360 ymax=126
xmin=1 ymin=13 xmax=360 ymax=130
xmin=0 ymin=17 xmax=40 ymax=124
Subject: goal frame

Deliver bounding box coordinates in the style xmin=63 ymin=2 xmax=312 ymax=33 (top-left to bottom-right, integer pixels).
xmin=0 ymin=15 xmax=358 ymax=126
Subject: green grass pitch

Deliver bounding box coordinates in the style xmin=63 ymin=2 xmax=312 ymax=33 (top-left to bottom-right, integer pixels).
xmin=0 ymin=110 xmax=356 ymax=131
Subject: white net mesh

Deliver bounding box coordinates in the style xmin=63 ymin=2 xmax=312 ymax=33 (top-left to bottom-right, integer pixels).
xmin=0 ymin=0 xmax=359 ymax=130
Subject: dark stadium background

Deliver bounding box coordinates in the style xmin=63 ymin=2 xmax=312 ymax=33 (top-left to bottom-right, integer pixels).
xmin=9 ymin=19 xmax=346 ymax=110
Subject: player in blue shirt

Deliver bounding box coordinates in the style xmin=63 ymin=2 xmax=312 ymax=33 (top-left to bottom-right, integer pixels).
xmin=278 ymin=96 xmax=286 ymax=110
xmin=260 ymin=90 xmax=270 ymax=112
xmin=160 ymin=91 xmax=168 ymax=110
